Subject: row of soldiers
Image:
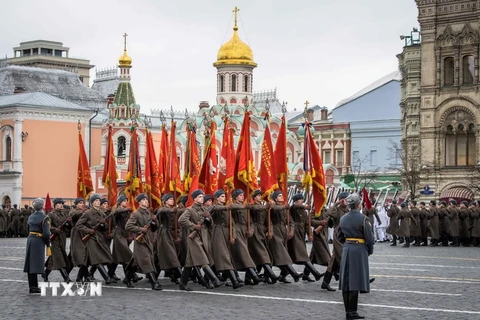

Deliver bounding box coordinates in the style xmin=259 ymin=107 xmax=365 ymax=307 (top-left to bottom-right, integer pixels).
xmin=385 ymin=199 xmax=480 ymax=247
xmin=42 ymin=188 xmax=342 ymax=291
xmin=0 ymin=204 xmax=34 ymax=238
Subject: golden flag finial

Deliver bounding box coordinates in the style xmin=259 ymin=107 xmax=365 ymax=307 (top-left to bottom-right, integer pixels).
xmin=123 ymin=33 xmax=128 ymax=51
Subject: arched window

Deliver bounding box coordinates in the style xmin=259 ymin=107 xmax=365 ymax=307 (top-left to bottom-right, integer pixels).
xmin=219 ymin=75 xmax=225 ymax=92
xmin=244 ymin=75 xmax=249 ymax=92
xmin=117 ymin=136 xmax=126 ymax=157
xmin=444 ymin=57 xmax=454 ymax=85
xmin=463 ymin=55 xmax=474 ymax=84
xmin=231 ymin=74 xmax=237 ymax=92
xmin=444 ymin=111 xmax=476 ymax=167
xmin=5 ymin=136 xmax=12 ymax=161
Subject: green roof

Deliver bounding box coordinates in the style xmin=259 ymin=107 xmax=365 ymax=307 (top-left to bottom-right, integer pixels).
xmin=114 ymin=82 xmax=136 ymax=107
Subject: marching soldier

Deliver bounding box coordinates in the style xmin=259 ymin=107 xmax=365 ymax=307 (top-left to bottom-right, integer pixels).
xmin=10 ymin=204 xmax=21 ymax=237
xmin=459 ymin=201 xmax=471 ymax=246
xmin=322 ymin=192 xmax=349 ymax=291
xmin=471 ymin=201 xmax=480 ymax=247
xmin=337 ymin=193 xmax=374 ymax=320
xmin=307 ymin=207 xmax=331 ymax=277
xmin=178 ymin=189 xmax=224 ymax=291
xmin=287 ymin=193 xmax=323 ymax=282
xmin=0 ymin=205 xmax=7 ymax=238
xmin=76 ymin=195 xmax=116 ymax=284
xmin=418 ymin=202 xmax=429 ymax=246
xmin=44 ymin=198 xmax=72 ymax=282
xmin=447 ymin=199 xmax=460 ymax=246
xmin=438 ymin=201 xmax=450 ymax=246
xmin=397 ymin=202 xmax=411 ymax=247
xmin=427 ymin=200 xmax=440 ymax=246
xmin=365 ymin=201 xmax=381 ymax=234
xmin=69 ymin=198 xmax=89 ymax=282
xmin=249 ymin=190 xmax=278 ymax=284
xmin=124 ymin=193 xmax=162 ymax=290
xmin=386 ymin=200 xmax=400 ymax=246
xmin=20 ymin=204 xmax=30 ymax=237
xmin=409 ymin=201 xmax=421 ymax=246
xmin=24 ymin=198 xmax=51 ymax=294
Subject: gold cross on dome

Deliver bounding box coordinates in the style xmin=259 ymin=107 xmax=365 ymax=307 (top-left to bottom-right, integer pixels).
xmin=123 ymin=33 xmax=128 ymax=51
xmin=304 ymin=100 xmax=310 ymax=109
xmin=233 ymin=6 xmax=240 ymax=30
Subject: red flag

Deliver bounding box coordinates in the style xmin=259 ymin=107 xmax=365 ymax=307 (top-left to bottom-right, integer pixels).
xmin=199 ymin=121 xmax=218 ymax=194
xmin=145 ymin=129 xmax=161 ymax=210
xmin=218 ymin=117 xmax=236 ymax=197
xmin=77 ymin=129 xmax=94 ymax=200
xmin=184 ymin=123 xmax=201 ymax=206
xmin=125 ymin=125 xmax=143 ymax=210
xmin=45 ymin=193 xmax=52 ymax=212
xmin=274 ymin=115 xmax=289 ymax=198
xmin=166 ymin=121 xmax=183 ymax=199
xmin=362 ymin=187 xmax=372 ymax=210
xmin=234 ymin=111 xmax=258 ymax=198
xmin=302 ymin=122 xmax=327 ymax=215
xmin=101 ymin=125 xmax=118 ymax=208
xmin=260 ymin=120 xmax=278 ymax=200
xmin=158 ymin=125 xmax=169 ymax=194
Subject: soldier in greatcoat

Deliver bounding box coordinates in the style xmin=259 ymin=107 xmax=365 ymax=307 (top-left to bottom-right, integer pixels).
xmin=337 ymin=193 xmax=374 ymax=320
xmin=287 ymin=193 xmax=322 ymax=282
xmin=69 ymin=198 xmax=89 ymax=282
xmin=459 ymin=201 xmax=471 ymax=246
xmin=248 ymin=190 xmax=278 ymax=284
xmin=321 ymin=192 xmax=349 ymax=291
xmin=10 ymin=204 xmax=21 ymax=237
xmin=20 ymin=204 xmax=30 ymax=237
xmin=397 ymin=202 xmax=411 ymax=247
xmin=124 ymin=193 xmax=162 ymax=290
xmin=24 ymin=198 xmax=51 ymax=294
xmin=409 ymin=201 xmax=421 ymax=246
xmin=427 ymin=200 xmax=440 ymax=246
xmin=365 ymin=201 xmax=381 ymax=235
xmin=308 ymin=207 xmax=331 ymax=275
xmin=178 ymin=189 xmax=224 ymax=291
xmin=438 ymin=201 xmax=450 ymax=246
xmin=230 ymin=189 xmax=261 ymax=285
xmin=386 ymin=200 xmax=400 ymax=246
xmin=418 ymin=202 xmax=429 ymax=246
xmin=268 ymin=190 xmax=302 ymax=283
xmin=0 ymin=205 xmax=7 ymax=237
xmin=447 ymin=199 xmax=460 ymax=246
xmin=210 ymin=189 xmax=244 ymax=289
xmin=44 ymin=198 xmax=72 ymax=282
xmin=76 ymin=195 xmax=116 ymax=284
xmin=471 ymin=201 xmax=480 ymax=247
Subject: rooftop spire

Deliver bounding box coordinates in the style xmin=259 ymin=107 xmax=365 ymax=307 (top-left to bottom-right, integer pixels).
xmin=233 ymin=6 xmax=239 ymax=31
xmin=123 ymin=32 xmax=128 ymax=51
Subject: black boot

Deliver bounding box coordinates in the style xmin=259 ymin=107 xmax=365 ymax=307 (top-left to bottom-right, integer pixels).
xmin=302 ymin=267 xmax=314 ymax=282
xmin=28 ymin=274 xmax=41 ymax=294
xmin=179 ymin=267 xmax=193 ymax=291
xmin=403 ymin=237 xmax=410 ymax=247
xmin=108 ymin=264 xmax=121 ymax=281
xmin=247 ymin=267 xmax=261 ymax=285
xmin=76 ymin=265 xmax=88 ymax=282
xmin=97 ymin=264 xmax=116 ymax=284
xmin=304 ymin=261 xmax=323 ymax=281
xmin=146 ymin=272 xmax=162 ymax=290
xmin=203 ymin=265 xmax=225 ymax=288
xmin=59 ymin=268 xmax=71 ymax=283
xmin=42 ymin=269 xmax=51 ymax=282
xmin=262 ymin=264 xmax=278 ymax=284
xmin=170 ymin=267 xmax=182 ymax=284
xmin=348 ymin=291 xmax=364 ymax=319
xmin=278 ymin=266 xmax=291 ymax=283
xmin=342 ymin=291 xmax=350 ymax=315
xmin=227 ymin=270 xmax=244 ymax=289
xmin=390 ymin=235 xmax=397 ymax=246
xmin=89 ymin=265 xmax=97 ymax=281
xmin=234 ymin=270 xmax=244 ymax=284
xmin=285 ymin=264 xmax=303 ymax=282
xmin=122 ymin=264 xmax=135 ymax=288
xmin=194 ymin=267 xmax=213 ymax=289
xmin=321 ymin=271 xmax=336 ymax=291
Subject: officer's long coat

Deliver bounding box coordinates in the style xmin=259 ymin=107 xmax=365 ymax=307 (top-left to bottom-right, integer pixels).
xmin=24 ymin=211 xmax=51 ymax=274
xmin=287 ymin=204 xmax=310 ymax=263
xmin=178 ymin=203 xmax=211 ymax=267
xmin=156 ymin=207 xmax=182 ymax=270
xmin=248 ymin=203 xmax=272 ymax=266
xmin=267 ymin=205 xmax=293 ymax=266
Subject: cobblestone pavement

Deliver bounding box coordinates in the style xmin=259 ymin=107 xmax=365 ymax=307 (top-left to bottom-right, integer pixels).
xmin=1 ymin=239 xmax=480 ymax=320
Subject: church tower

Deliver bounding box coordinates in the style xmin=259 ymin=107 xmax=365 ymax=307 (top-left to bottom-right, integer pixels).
xmin=213 ymin=7 xmax=257 ymax=106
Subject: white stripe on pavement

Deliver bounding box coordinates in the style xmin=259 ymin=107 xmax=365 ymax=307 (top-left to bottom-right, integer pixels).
xmin=371 ymin=262 xmax=478 ymax=269
xmin=0 ymin=246 xmax=25 ymax=249
xmin=376 ymin=254 xmax=480 ymax=262
xmin=370 ymin=288 xmax=461 ymax=296
xmin=1 ymin=279 xmax=477 ymax=315
xmin=0 ymin=267 xmax=22 ymax=271
xmin=370 ymin=267 xmax=429 ymax=272
xmin=417 ymin=279 xmax=478 ymax=284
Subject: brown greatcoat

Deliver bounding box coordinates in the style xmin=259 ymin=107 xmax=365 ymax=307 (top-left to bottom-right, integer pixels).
xmin=112 ymin=207 xmax=133 ymax=264
xmin=0 ymin=209 xmax=6 ymax=232
xmin=178 ymin=203 xmax=211 ymax=267
xmin=438 ymin=206 xmax=450 ymax=236
xmin=427 ymin=206 xmax=440 ymax=239
xmin=409 ymin=207 xmax=421 ymax=237
xmin=47 ymin=208 xmax=71 ymax=270
xmin=396 ymin=207 xmax=411 ymax=238
xmin=309 ymin=210 xmax=331 ymax=266
xmin=287 ymin=204 xmax=310 ymax=263
xmin=386 ymin=205 xmax=400 ymax=235
xmin=125 ymin=207 xmax=157 ymax=274
xmin=248 ymin=203 xmax=272 ymax=265
xmin=76 ymin=207 xmax=113 ymax=265
xmin=447 ymin=206 xmax=460 ymax=237
xmin=326 ymin=204 xmax=348 ymax=266
xmin=471 ymin=207 xmax=480 ymax=238
xmin=177 ymin=207 xmax=188 ymax=266
xmin=230 ymin=203 xmax=256 ymax=270
xmin=459 ymin=207 xmax=471 ymax=239
xmin=268 ymin=204 xmax=293 ymax=266
xmin=419 ymin=207 xmax=429 ymax=239
xmin=156 ymin=207 xmax=182 ymax=270
xmin=69 ymin=208 xmax=87 ymax=267
xmin=210 ymin=204 xmax=235 ymax=271
xmin=366 ymin=207 xmax=381 ymax=231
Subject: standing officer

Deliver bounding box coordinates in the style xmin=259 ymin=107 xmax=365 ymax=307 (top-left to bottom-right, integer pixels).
xmin=386 ymin=200 xmax=400 ymax=246
xmin=69 ymin=198 xmax=88 ymax=282
xmin=338 ymin=193 xmax=374 ymax=320
xmin=24 ymin=198 xmax=51 ymax=294
xmin=397 ymin=202 xmax=411 ymax=247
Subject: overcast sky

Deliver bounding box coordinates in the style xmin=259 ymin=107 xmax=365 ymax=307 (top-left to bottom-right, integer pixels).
xmin=1 ymin=0 xmax=418 ymax=114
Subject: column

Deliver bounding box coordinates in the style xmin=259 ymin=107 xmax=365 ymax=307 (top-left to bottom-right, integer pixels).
xmin=13 ymin=118 xmax=23 ymax=172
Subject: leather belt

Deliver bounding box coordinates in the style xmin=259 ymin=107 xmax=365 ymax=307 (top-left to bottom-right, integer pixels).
xmin=346 ymin=238 xmax=365 ymax=243
xmin=29 ymin=232 xmax=43 ymax=237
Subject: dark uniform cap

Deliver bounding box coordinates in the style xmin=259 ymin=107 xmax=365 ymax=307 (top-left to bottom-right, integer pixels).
xmin=204 ymin=195 xmax=213 ymax=203
xmin=117 ymin=195 xmax=127 ymax=205
xmin=469 ymin=202 xmax=476 ymax=207
xmin=90 ymin=195 xmax=101 ymax=204
xmin=100 ymin=198 xmax=109 ymax=205
xmin=440 ymin=201 xmax=447 ymax=206
xmin=232 ymin=189 xmax=244 ymax=199
xmin=74 ymin=198 xmax=84 ymax=206
xmin=270 ymin=190 xmax=282 ymax=200
xmin=419 ymin=201 xmax=425 ymax=206
xmin=449 ymin=199 xmax=457 ymax=205
xmin=214 ymin=190 xmax=226 ymax=199
xmin=401 ymin=202 xmax=407 ymax=208
xmin=461 ymin=200 xmax=468 ymax=206
xmin=392 ymin=200 xmax=397 ymax=204
xmin=135 ymin=193 xmax=148 ymax=203
xmin=162 ymin=193 xmax=174 ymax=203
xmin=191 ymin=189 xmax=204 ymax=200
xmin=430 ymin=200 xmax=436 ymax=205
xmin=292 ymin=193 xmax=304 ymax=202
xmin=178 ymin=196 xmax=188 ymax=205
xmin=338 ymin=192 xmax=349 ymax=200
xmin=53 ymin=198 xmax=64 ymax=206
xmin=251 ymin=190 xmax=261 ymax=199
xmin=63 ymin=205 xmax=71 ymax=210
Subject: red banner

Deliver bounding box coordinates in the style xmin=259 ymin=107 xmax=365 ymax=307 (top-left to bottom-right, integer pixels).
xmin=166 ymin=121 xmax=184 ymax=200
xmin=77 ymin=131 xmax=94 ymax=200
xmin=234 ymin=112 xmax=258 ymax=198
xmin=125 ymin=125 xmax=143 ymax=210
xmin=102 ymin=125 xmax=118 ymax=207
xmin=274 ymin=115 xmax=289 ymax=198
xmin=184 ymin=123 xmax=201 ymax=206
xmin=260 ymin=120 xmax=278 ymax=200
xmin=199 ymin=121 xmax=218 ymax=194
xmin=362 ymin=187 xmax=372 ymax=210
xmin=158 ymin=125 xmax=168 ymax=194
xmin=145 ymin=129 xmax=161 ymax=210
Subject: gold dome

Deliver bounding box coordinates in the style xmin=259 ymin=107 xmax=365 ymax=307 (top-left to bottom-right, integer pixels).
xmin=119 ymin=50 xmax=132 ymax=68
